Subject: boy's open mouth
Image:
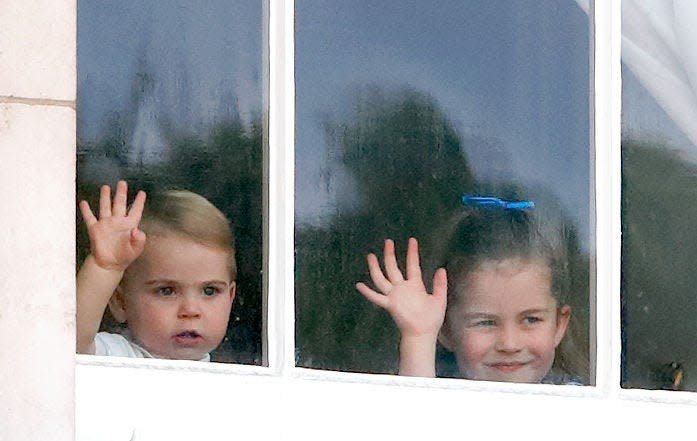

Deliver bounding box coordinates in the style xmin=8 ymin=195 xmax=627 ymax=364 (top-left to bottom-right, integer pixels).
xmin=174 ymin=330 xmax=202 ymax=343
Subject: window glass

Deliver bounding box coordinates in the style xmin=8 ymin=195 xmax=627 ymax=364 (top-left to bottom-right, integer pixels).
xmin=76 ymin=0 xmax=264 ymax=364
xmin=295 ymin=0 xmax=592 ymax=384
xmin=621 ymin=0 xmax=697 ymax=390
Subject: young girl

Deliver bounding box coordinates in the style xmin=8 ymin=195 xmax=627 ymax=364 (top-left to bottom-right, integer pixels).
xmin=356 ymin=196 xmax=585 ymax=384
xmin=76 ymin=180 xmax=237 ymax=361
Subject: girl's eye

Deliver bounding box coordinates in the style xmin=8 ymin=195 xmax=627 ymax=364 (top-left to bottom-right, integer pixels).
xmin=157 ymin=286 xmax=174 ymax=296
xmin=202 ymin=286 xmax=219 ymax=296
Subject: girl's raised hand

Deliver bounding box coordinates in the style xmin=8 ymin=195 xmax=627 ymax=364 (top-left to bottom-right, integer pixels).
xmin=79 ymin=180 xmax=147 ymax=272
xmin=356 ymin=238 xmax=447 ymax=340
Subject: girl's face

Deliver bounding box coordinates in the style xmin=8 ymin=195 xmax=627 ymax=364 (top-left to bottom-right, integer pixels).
xmin=440 ymin=258 xmax=570 ymax=383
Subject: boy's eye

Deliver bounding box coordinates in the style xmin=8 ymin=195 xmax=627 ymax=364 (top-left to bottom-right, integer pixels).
xmin=157 ymin=286 xmax=174 ymax=296
xmin=473 ymin=319 xmax=496 ymax=327
xmin=524 ymin=316 xmax=542 ymax=325
xmin=202 ymin=286 xmax=219 ymax=296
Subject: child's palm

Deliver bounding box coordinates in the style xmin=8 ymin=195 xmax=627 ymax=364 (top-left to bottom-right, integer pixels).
xmin=87 ymin=216 xmax=145 ymax=269
xmin=356 ymin=238 xmax=447 ymax=339
xmin=79 ymin=181 xmax=147 ymax=271
xmin=384 ymin=275 xmax=446 ymax=338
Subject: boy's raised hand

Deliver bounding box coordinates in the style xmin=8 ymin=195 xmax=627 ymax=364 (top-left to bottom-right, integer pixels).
xmin=79 ymin=180 xmax=147 ymax=272
xmin=356 ymin=238 xmax=447 ymax=340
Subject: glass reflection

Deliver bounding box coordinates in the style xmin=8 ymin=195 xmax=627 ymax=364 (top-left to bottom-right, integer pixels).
xmin=295 ymin=0 xmax=591 ymax=383
xmin=622 ymin=1 xmax=697 ymax=390
xmin=77 ymin=0 xmax=263 ymax=364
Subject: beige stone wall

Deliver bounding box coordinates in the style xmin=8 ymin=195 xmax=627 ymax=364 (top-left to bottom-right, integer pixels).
xmin=0 ymin=2 xmax=76 ymax=440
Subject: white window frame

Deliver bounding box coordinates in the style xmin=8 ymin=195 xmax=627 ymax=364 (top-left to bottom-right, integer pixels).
xmin=3 ymin=1 xmax=697 ymax=440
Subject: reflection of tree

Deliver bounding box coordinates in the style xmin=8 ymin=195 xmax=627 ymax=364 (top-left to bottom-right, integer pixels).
xmin=296 ymin=89 xmax=473 ymax=372
xmin=338 ymin=88 xmax=475 ymax=236
xmin=622 ymin=141 xmax=697 ymax=390
xmin=77 ymin=113 xmax=263 ymax=365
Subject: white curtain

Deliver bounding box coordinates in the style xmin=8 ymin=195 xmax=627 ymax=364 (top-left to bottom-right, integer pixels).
xmin=576 ymin=0 xmax=697 ymax=151
xmin=622 ymin=0 xmax=697 ymax=151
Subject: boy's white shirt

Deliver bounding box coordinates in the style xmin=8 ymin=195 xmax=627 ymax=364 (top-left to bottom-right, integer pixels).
xmin=94 ymin=331 xmax=211 ymax=362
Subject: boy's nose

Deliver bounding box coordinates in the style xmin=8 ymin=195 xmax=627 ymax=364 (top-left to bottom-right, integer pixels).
xmin=495 ymin=325 xmax=522 ymax=353
xmin=178 ymin=293 xmax=202 ymax=319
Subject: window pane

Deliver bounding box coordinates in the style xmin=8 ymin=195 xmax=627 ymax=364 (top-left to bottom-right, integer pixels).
xmin=76 ymin=1 xmax=264 ymax=364
xmin=295 ymin=0 xmax=592 ymax=384
xmin=621 ymin=1 xmax=697 ymax=390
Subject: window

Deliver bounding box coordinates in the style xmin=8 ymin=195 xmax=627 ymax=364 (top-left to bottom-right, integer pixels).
xmin=3 ymin=1 xmax=697 ymax=440
xmin=295 ymin=0 xmax=592 ymax=384
xmin=76 ymin=0 xmax=264 ymax=366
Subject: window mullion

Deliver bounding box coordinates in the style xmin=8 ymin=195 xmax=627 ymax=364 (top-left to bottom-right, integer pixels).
xmin=266 ymin=0 xmax=296 ymax=375
xmin=592 ymin=0 xmax=623 ymax=395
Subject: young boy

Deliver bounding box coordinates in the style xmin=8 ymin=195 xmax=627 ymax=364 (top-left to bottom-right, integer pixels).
xmin=76 ymin=180 xmax=236 ymax=361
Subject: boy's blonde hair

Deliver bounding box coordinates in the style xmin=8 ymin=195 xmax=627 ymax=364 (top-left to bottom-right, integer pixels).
xmin=138 ymin=190 xmax=237 ymax=280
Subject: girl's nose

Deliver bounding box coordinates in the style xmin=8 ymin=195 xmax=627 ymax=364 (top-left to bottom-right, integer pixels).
xmin=495 ymin=325 xmax=522 ymax=353
xmin=178 ymin=293 xmax=202 ymax=319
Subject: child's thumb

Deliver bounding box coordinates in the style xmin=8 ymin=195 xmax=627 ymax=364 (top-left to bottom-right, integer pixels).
xmin=432 ymin=268 xmax=447 ymax=299
xmin=130 ymin=228 xmax=147 ymax=249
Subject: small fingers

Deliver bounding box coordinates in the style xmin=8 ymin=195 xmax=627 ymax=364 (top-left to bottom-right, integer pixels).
xmin=112 ymin=180 xmax=128 ymax=217
xmin=355 ymin=282 xmax=389 ymax=309
xmin=127 ymin=190 xmax=147 ymax=222
xmin=99 ymin=184 xmax=112 ymax=218
xmin=383 ymin=239 xmax=404 ymax=283
xmin=367 ymin=253 xmax=391 ymax=293
xmin=405 ymin=237 xmax=422 ymax=280
xmin=78 ymin=200 xmax=97 ymax=227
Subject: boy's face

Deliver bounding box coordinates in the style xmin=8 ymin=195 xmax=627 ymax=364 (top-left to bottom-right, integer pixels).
xmin=440 ymin=258 xmax=570 ymax=383
xmin=110 ymin=234 xmax=235 ymax=360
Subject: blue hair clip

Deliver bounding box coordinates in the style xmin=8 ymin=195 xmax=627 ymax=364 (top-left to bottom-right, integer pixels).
xmin=461 ymin=195 xmax=534 ymax=210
